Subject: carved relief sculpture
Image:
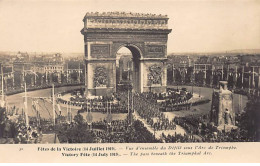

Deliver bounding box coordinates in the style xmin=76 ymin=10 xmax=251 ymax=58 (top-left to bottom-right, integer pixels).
xmin=93 ymin=67 xmax=108 ymax=87
xmin=148 ymin=65 xmax=162 ymax=85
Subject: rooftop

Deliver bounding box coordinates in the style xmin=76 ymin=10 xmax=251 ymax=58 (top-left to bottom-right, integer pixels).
xmin=84 ymin=11 xmax=168 ymax=18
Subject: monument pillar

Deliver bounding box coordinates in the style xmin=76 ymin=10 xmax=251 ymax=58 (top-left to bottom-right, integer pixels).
xmin=210 ymin=81 xmax=237 ymax=132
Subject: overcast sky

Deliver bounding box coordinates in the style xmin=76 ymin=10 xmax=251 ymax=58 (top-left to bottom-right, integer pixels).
xmin=0 ymin=0 xmax=259 ymax=54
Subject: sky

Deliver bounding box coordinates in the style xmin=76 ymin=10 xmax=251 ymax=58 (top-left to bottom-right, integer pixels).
xmin=0 ymin=0 xmax=260 ymax=54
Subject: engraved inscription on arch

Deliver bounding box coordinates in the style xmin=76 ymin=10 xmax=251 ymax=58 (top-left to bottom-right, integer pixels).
xmin=147 ymin=45 xmax=164 ymax=53
xmin=90 ymin=44 xmax=110 ymax=58
xmin=144 ymin=45 xmax=165 ymax=58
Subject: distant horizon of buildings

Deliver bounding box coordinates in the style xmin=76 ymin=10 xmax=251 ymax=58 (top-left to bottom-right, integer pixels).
xmin=1 ymin=48 xmax=260 ymax=57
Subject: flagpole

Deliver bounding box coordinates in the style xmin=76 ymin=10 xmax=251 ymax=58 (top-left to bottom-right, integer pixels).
xmin=69 ymin=101 xmax=72 ymax=123
xmin=78 ymin=62 xmax=80 ymax=83
xmin=109 ymin=101 xmax=111 ymax=114
xmin=67 ymin=101 xmax=69 ymax=122
xmin=90 ymin=100 xmax=92 ymax=113
xmin=240 ymin=94 xmax=242 ymax=113
xmin=67 ymin=62 xmax=69 ymax=83
xmin=222 ymin=65 xmax=224 ymax=80
xmin=240 ymin=95 xmax=243 ymax=112
xmin=36 ymin=100 xmax=39 ymax=126
xmin=106 ymin=100 xmax=108 ymax=115
xmin=199 ymin=87 xmax=201 ymax=98
xmin=1 ymin=65 xmax=4 ymax=106
xmin=106 ymin=100 xmax=108 ymax=133
xmin=52 ymin=84 xmax=55 ymax=126
xmin=128 ymin=61 xmax=130 ymax=115
xmin=86 ymin=99 xmax=88 ymax=113
xmin=130 ymin=88 xmax=133 ymax=125
xmin=22 ymin=65 xmax=25 ymax=87
xmin=128 ymin=86 xmax=129 ymax=114
xmin=24 ymin=83 xmax=29 ymax=127
xmin=131 ymin=88 xmax=133 ymax=113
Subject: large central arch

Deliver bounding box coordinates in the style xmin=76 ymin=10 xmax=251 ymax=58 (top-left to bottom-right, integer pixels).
xmin=81 ymin=12 xmax=172 ymax=97
xmin=116 ymin=44 xmax=142 ymax=93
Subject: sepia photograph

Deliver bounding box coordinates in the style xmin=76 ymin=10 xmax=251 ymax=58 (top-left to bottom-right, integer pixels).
xmin=0 ymin=0 xmax=260 ymax=163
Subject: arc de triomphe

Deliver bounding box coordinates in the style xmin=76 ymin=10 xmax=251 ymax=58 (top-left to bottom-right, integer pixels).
xmin=81 ymin=12 xmax=172 ymax=97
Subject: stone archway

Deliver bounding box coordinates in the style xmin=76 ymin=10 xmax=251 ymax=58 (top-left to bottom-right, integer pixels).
xmin=81 ymin=12 xmax=172 ymax=97
xmin=115 ymin=44 xmax=142 ymax=93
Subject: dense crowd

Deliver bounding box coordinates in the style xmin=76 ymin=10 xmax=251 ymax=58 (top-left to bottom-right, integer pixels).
xmin=59 ymin=89 xmax=132 ymax=114
xmin=174 ymin=114 xmax=209 ymax=135
xmin=0 ymin=107 xmax=42 ymax=144
xmin=55 ymin=112 xmax=160 ymax=143
xmin=161 ymin=133 xmax=198 ymax=143
xmin=92 ymin=120 xmax=128 ymax=133
xmin=173 ymin=112 xmax=258 ymax=142
xmin=60 ymin=86 xmax=196 ymax=114
xmin=134 ymin=89 xmax=195 ymax=113
xmin=134 ymin=92 xmax=176 ymax=131
xmin=91 ymin=119 xmax=160 ymax=143
xmin=1 ymin=81 xmax=259 ymax=143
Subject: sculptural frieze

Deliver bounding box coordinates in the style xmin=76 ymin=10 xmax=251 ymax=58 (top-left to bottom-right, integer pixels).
xmin=84 ymin=11 xmax=168 ymax=18
xmin=87 ymin=18 xmax=167 ymax=25
xmin=148 ymin=65 xmax=162 ymax=85
xmin=93 ymin=67 xmax=108 ymax=88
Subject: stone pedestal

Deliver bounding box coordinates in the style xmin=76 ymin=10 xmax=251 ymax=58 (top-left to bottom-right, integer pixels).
xmin=210 ymin=81 xmax=236 ymax=130
xmin=217 ymin=124 xmax=238 ymax=132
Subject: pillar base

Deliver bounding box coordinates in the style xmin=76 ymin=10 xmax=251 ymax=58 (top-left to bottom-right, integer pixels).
xmin=86 ymin=87 xmax=114 ymax=98
xmin=143 ymin=85 xmax=167 ymax=93
xmin=217 ymin=125 xmax=238 ymax=132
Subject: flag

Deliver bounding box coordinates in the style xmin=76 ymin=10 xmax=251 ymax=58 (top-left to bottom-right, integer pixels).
xmin=0 ymin=100 xmax=5 ymax=107
xmin=57 ymin=103 xmax=61 ymax=112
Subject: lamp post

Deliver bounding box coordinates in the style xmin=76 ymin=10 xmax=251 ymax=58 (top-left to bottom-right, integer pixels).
xmin=148 ymin=76 xmax=153 ymax=93
xmin=192 ymin=83 xmax=194 ymax=94
xmin=199 ymin=87 xmax=201 ymax=98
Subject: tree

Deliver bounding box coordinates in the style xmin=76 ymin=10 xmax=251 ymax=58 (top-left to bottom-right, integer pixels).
xmin=74 ymin=113 xmax=85 ymax=126
xmin=0 ymin=107 xmax=6 ymax=137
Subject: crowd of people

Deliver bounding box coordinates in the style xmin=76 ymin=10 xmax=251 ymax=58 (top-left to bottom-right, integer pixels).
xmin=13 ymin=120 xmax=41 ymax=144
xmin=173 ymin=112 xmax=258 ymax=142
xmin=91 ymin=120 xmax=128 ymax=133
xmin=54 ymin=111 xmax=160 ymax=143
xmin=90 ymin=119 xmax=160 ymax=143
xmin=59 ymin=89 xmax=132 ymax=114
xmin=1 ymin=80 xmax=259 ymax=143
xmin=134 ymin=89 xmax=195 ymax=113
xmin=134 ymin=92 xmax=176 ymax=131
xmin=0 ymin=107 xmax=42 ymax=144
xmin=174 ymin=114 xmax=209 ymax=135
xmin=161 ymin=133 xmax=198 ymax=143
